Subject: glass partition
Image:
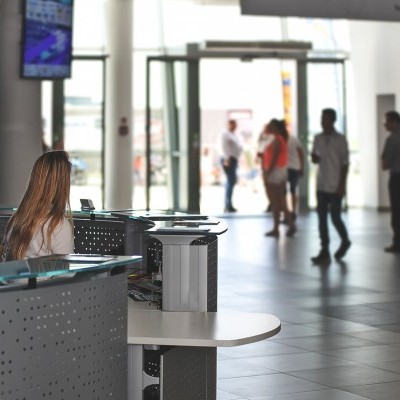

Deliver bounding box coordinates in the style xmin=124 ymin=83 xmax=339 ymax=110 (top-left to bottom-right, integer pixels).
xmin=64 ymin=59 xmax=105 ymax=210
xmin=143 ymin=58 xmax=192 ymax=211
xmin=306 ymin=61 xmax=347 ymax=208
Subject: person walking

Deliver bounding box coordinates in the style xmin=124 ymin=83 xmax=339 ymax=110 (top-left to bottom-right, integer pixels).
xmin=221 ymin=119 xmax=242 ymax=212
xmin=263 ymin=119 xmax=296 ymax=237
xmin=287 ymin=133 xmax=304 ymax=220
xmin=311 ymin=108 xmax=351 ymax=263
xmin=256 ymin=123 xmax=274 ymax=212
xmin=381 ymin=110 xmax=400 ymax=253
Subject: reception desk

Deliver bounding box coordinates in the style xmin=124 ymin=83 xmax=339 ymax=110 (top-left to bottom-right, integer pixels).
xmin=0 ymin=254 xmax=141 ymax=400
xmin=0 ymin=209 xmax=282 ymax=400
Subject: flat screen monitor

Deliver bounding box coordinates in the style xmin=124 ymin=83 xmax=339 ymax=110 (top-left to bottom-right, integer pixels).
xmin=21 ymin=0 xmax=74 ymax=79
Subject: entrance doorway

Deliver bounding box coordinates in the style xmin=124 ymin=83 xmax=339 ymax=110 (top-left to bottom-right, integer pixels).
xmin=199 ymin=58 xmax=296 ymax=215
xmin=142 ymin=43 xmax=348 ymax=214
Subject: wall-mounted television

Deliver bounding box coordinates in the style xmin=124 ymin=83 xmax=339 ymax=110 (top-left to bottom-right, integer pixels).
xmin=21 ymin=0 xmax=74 ymax=79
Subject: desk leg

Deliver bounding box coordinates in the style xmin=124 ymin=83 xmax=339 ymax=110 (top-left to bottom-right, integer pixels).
xmin=128 ymin=345 xmax=162 ymax=400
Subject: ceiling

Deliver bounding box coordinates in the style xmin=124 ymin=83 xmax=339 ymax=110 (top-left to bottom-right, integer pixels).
xmin=240 ymin=0 xmax=400 ymax=22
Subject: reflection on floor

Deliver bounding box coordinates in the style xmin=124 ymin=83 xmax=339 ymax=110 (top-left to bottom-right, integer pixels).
xmin=217 ymin=209 xmax=400 ymax=400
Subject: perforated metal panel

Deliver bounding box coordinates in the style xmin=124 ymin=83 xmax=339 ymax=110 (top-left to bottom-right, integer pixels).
xmin=161 ymin=347 xmax=216 ymax=400
xmin=0 ymin=272 xmax=128 ymax=400
xmin=0 ymin=215 xmax=126 ymax=256
xmin=191 ymin=236 xmax=218 ymax=312
xmin=74 ymin=218 xmax=125 ymax=255
xmin=147 ymin=238 xmax=163 ymax=274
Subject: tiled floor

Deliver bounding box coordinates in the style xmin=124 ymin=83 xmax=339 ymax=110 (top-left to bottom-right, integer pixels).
xmin=216 ymin=209 xmax=400 ymax=400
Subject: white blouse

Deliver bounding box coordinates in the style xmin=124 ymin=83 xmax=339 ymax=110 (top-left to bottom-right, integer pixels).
xmin=24 ymin=218 xmax=74 ymax=259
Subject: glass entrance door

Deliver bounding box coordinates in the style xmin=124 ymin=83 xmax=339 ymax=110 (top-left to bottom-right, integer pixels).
xmin=300 ymin=60 xmax=349 ymax=209
xmin=144 ymin=56 xmax=200 ymax=212
xmin=143 ymin=54 xmax=350 ymax=214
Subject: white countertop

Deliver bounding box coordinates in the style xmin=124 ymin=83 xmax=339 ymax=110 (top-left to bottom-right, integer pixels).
xmin=127 ymin=301 xmax=281 ymax=347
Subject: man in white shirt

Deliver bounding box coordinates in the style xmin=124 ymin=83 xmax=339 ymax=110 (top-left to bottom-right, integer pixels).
xmin=221 ymin=119 xmax=242 ymax=212
xmin=311 ymin=108 xmax=351 ymax=263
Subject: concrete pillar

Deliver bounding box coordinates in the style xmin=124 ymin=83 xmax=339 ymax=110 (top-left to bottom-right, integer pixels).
xmin=0 ymin=0 xmax=42 ymax=205
xmin=105 ymin=0 xmax=133 ymax=209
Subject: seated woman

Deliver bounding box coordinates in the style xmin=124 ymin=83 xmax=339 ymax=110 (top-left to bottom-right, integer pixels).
xmin=3 ymin=150 xmax=74 ymax=260
xmin=263 ymin=119 xmax=296 ymax=238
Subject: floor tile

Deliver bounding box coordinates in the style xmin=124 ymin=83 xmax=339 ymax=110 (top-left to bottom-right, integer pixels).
xmin=217 ymin=389 xmax=245 ymax=400
xmin=347 ymin=381 xmax=400 ymax=400
xmin=273 ymin=333 xmax=378 ymax=351
xmin=322 ymin=344 xmax=400 ymax=364
xmin=379 ymin=324 xmax=400 ymax=333
xmin=244 ymin=352 xmax=355 ymax=372
xmin=289 ymin=365 xmax=400 ymax=388
xmin=303 ymin=318 xmax=378 ymax=334
xmin=271 ymin=324 xmax=323 ymax=339
xmin=372 ymin=360 xmax=400 ymax=374
xmin=249 ymin=388 xmax=371 ymax=399
xmin=367 ymin=302 xmax=400 ymax=313
xmin=310 ymin=304 xmax=400 ymax=326
xmin=218 ymin=341 xmax=307 ymax=359
xmin=345 ymin=329 xmax=400 ymax=344
xmin=217 ymin=358 xmax=277 ymax=379
xmin=217 ymin=374 xmax=327 ymax=398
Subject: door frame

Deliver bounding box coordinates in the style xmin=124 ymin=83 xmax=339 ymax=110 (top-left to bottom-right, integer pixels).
xmin=52 ymin=55 xmax=108 ymax=207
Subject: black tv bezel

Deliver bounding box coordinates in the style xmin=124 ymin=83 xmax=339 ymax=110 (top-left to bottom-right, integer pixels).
xmin=20 ymin=0 xmax=74 ymax=80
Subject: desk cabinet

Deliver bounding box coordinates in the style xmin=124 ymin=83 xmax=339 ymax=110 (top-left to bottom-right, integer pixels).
xmin=0 ymin=255 xmax=141 ymax=400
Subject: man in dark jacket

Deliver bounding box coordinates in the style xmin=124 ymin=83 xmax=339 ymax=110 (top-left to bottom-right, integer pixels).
xmin=381 ymin=110 xmax=400 ymax=252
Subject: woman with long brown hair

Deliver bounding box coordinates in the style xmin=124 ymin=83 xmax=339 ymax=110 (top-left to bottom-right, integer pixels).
xmin=263 ymin=119 xmax=296 ymax=237
xmin=3 ymin=151 xmax=74 ymax=260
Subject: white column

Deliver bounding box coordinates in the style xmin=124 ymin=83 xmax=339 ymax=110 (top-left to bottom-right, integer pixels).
xmin=0 ymin=0 xmax=42 ymax=205
xmin=105 ymin=0 xmax=134 ymax=210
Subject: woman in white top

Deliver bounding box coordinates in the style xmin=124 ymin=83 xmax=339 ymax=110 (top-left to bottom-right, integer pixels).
xmin=3 ymin=151 xmax=74 ymax=260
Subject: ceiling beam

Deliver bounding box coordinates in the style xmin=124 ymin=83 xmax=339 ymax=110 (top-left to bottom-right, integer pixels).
xmin=240 ymin=0 xmax=400 ymax=22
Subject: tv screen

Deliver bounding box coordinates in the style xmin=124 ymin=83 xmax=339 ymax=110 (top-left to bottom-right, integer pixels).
xmin=21 ymin=0 xmax=74 ymax=79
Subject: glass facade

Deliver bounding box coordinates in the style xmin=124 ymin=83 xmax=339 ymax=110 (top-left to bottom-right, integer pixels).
xmin=64 ymin=59 xmax=105 ymax=211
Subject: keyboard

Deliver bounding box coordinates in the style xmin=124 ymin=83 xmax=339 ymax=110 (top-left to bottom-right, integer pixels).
xmin=129 ymin=289 xmax=154 ymax=302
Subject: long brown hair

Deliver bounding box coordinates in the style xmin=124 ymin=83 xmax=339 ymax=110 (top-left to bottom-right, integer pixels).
xmin=267 ymin=119 xmax=289 ymax=141
xmin=5 ymin=151 xmax=72 ymax=260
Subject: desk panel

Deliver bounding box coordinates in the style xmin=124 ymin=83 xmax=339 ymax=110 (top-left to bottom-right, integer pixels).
xmin=0 ymin=272 xmax=128 ymax=400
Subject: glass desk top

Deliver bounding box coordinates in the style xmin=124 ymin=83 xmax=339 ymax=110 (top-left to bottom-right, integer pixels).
xmin=146 ymin=217 xmax=228 ymax=235
xmin=0 ymin=255 xmax=142 ymax=282
xmin=0 ymin=208 xmax=226 ymax=234
xmin=0 ymin=207 xmax=211 ymax=221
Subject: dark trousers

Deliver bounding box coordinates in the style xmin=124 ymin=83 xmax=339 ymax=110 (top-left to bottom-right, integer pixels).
xmin=222 ymin=157 xmax=238 ymax=209
xmin=389 ymin=173 xmax=400 ymax=247
xmin=317 ymin=190 xmax=349 ymax=250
